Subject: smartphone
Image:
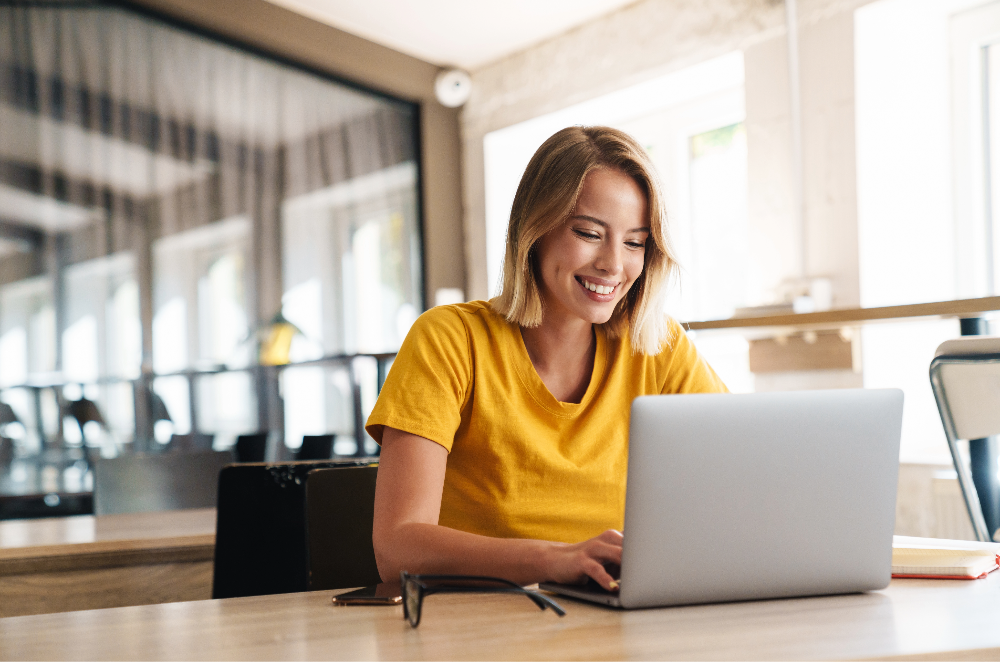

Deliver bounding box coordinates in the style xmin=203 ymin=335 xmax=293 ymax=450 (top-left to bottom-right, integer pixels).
xmin=331 ymin=583 xmax=402 ymax=606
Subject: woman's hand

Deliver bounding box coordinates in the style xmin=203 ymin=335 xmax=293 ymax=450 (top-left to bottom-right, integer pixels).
xmin=541 ymin=529 xmax=623 ymax=591
xmin=375 ymin=427 xmax=625 ymax=589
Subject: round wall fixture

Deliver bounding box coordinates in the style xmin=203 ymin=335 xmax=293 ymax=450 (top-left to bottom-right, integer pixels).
xmin=434 ymin=68 xmax=472 ymax=108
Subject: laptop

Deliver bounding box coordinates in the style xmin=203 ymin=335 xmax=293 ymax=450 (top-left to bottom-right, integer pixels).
xmin=540 ymin=388 xmax=904 ymax=609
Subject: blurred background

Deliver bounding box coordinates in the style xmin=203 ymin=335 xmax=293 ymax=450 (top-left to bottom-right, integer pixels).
xmin=1 ymin=0 xmax=999 ymax=538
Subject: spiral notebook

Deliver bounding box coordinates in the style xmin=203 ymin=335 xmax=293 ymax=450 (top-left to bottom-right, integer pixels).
xmin=892 ymin=536 xmax=1000 ymax=580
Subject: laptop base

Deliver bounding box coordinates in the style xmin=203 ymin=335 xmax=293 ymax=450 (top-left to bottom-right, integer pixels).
xmin=539 ymin=582 xmax=623 ymax=608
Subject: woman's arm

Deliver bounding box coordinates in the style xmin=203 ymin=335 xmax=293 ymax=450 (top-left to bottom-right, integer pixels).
xmin=373 ymin=426 xmax=623 ymax=589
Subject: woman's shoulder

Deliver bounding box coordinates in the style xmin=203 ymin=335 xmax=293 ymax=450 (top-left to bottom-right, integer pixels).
xmin=404 ymin=300 xmax=510 ymax=350
xmin=607 ymin=314 xmax=714 ymax=375
xmin=652 ymin=316 xmax=687 ymax=357
xmin=643 ymin=316 xmax=701 ymax=369
xmin=412 ymin=299 xmax=509 ymax=333
xmin=605 ymin=315 xmax=686 ymax=360
xmin=621 ymin=315 xmax=727 ymax=394
xmin=409 ymin=299 xmax=488 ymax=329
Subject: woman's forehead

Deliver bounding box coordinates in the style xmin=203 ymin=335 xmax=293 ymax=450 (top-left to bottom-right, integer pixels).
xmin=572 ymin=168 xmax=650 ymax=228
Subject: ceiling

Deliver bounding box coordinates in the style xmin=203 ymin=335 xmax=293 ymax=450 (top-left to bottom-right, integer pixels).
xmin=264 ymin=0 xmax=642 ymax=70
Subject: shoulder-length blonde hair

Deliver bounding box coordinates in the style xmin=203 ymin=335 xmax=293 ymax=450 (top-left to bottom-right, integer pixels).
xmin=492 ymin=125 xmax=678 ymax=355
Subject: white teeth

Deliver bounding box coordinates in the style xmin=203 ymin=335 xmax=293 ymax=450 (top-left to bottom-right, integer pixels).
xmin=582 ymin=279 xmax=614 ymax=295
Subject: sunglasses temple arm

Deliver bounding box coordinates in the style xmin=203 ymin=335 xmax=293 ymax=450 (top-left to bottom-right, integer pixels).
xmin=413 ymin=585 xmax=566 ymax=617
xmin=525 ymin=591 xmax=566 ymax=616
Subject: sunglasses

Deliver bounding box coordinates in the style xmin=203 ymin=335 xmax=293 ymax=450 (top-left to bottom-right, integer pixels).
xmin=399 ymin=571 xmax=566 ymax=628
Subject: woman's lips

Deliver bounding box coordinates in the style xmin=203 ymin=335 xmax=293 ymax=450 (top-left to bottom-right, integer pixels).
xmin=576 ymin=276 xmax=617 ymax=301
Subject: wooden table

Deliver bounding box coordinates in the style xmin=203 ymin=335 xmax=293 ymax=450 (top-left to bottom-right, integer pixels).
xmin=1 ymin=572 xmax=998 ymax=660
xmin=0 ymin=508 xmax=216 ymax=618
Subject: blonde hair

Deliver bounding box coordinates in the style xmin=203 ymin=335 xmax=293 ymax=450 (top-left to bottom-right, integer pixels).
xmin=492 ymin=125 xmax=678 ymax=355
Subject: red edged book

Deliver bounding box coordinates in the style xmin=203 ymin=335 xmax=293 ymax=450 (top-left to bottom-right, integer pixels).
xmin=892 ymin=535 xmax=1000 ymax=580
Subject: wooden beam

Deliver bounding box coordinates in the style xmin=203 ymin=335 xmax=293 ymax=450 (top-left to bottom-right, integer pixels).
xmin=684 ymin=296 xmax=1000 ymax=331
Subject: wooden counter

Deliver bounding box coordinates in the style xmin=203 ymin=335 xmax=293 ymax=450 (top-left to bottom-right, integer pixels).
xmin=683 ymin=295 xmax=1000 ymax=331
xmin=0 ymin=508 xmax=216 ymax=617
xmin=1 ymin=572 xmax=999 ymax=660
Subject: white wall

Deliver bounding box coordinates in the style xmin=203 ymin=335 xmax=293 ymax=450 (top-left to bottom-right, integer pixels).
xmin=744 ymin=11 xmax=861 ymax=309
xmin=478 ymin=9 xmax=863 ymax=317
xmin=856 ymin=0 xmax=959 ymax=307
xmin=482 ymin=52 xmax=745 ymax=301
xmin=465 ymin=0 xmax=881 ymax=302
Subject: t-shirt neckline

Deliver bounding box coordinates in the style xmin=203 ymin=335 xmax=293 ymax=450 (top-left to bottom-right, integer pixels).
xmin=512 ymin=322 xmax=608 ymax=418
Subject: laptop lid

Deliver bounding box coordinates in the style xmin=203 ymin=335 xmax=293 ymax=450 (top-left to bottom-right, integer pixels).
xmin=618 ymin=388 xmax=903 ymax=609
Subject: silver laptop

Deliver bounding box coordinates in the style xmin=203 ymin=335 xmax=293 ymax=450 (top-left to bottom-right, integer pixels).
xmin=540 ymin=389 xmax=904 ymax=608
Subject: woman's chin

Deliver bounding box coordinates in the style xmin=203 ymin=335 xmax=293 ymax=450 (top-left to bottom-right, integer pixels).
xmin=546 ymin=290 xmax=621 ymax=325
xmin=576 ymin=303 xmax=617 ymax=325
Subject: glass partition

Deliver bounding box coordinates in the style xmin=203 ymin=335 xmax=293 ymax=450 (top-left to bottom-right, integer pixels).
xmin=0 ymin=3 xmax=420 ymax=508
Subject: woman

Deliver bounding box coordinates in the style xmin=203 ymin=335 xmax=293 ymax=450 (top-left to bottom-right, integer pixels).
xmin=366 ymin=126 xmax=726 ymax=591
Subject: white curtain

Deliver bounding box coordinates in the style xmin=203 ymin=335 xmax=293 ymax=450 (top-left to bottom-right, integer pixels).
xmin=0 ymin=4 xmax=420 ymax=452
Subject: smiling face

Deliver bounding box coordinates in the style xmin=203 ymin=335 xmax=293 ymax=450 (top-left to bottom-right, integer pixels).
xmin=534 ymin=167 xmax=650 ymax=326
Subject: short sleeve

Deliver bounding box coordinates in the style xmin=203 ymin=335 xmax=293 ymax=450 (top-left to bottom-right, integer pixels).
xmin=657 ymin=318 xmax=729 ymax=394
xmin=365 ymin=305 xmax=472 ymax=452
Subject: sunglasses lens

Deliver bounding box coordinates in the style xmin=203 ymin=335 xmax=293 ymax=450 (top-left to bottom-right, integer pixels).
xmin=405 ymin=580 xmax=420 ymax=627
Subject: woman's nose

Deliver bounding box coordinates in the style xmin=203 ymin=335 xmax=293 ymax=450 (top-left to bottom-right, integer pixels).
xmin=594 ymin=242 xmax=624 ymax=275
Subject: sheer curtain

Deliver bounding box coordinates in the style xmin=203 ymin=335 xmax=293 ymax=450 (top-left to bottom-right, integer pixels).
xmin=0 ymin=4 xmax=420 ymax=455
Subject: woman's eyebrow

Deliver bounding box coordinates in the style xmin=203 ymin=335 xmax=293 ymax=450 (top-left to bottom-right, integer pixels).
xmin=571 ymin=215 xmax=651 ymax=233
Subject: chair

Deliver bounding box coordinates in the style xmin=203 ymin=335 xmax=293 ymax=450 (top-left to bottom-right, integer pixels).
xmin=66 ymin=397 xmax=105 ymax=429
xmin=0 ymin=436 xmax=13 ymax=469
xmin=167 ymin=433 xmax=215 ymax=452
xmin=93 ymin=450 xmax=234 ymax=515
xmin=929 ymin=336 xmax=1000 ymax=542
xmin=1 ymin=403 xmax=19 ymax=469
xmin=0 ymin=492 xmax=94 ymax=520
xmin=211 ymin=459 xmax=376 ymax=599
xmin=234 ymin=433 xmax=268 ymax=462
xmin=304 ymin=465 xmax=381 ymax=590
xmin=296 ymin=434 xmax=334 ymax=461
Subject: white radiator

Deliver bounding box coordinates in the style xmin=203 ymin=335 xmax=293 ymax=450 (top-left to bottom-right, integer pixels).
xmin=931 ymin=470 xmax=978 ymax=541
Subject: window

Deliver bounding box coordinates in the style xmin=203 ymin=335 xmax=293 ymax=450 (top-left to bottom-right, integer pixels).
xmin=153 ymin=217 xmax=252 ymax=373
xmin=280 ymin=163 xmax=420 ymax=452
xmin=686 ymin=123 xmax=750 ymax=321
xmin=0 ymin=277 xmax=55 ymax=387
xmin=0 ymin=3 xmax=421 ymax=460
xmin=63 ymin=254 xmax=141 ymax=381
xmin=0 ymin=278 xmax=55 ymax=453
xmin=59 ymin=254 xmax=140 ymax=448
xmin=951 ymin=0 xmax=1000 ymax=299
xmin=851 ymin=0 xmax=1000 ymax=463
xmin=281 ymin=162 xmax=421 ymax=358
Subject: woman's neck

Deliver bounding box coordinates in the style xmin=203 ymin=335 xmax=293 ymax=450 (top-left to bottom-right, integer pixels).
xmin=520 ymin=315 xmax=596 ymax=404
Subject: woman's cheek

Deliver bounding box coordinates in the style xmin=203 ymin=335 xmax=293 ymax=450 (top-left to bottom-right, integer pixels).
xmin=626 ymin=254 xmax=645 ymax=284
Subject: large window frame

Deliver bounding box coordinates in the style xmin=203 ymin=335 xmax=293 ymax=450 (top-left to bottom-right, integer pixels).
xmin=0 ymin=2 xmax=424 ymax=468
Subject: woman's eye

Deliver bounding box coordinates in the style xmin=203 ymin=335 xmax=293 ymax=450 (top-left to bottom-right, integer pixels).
xmin=573 ymin=229 xmax=600 ymax=240
xmin=626 ymin=241 xmax=646 ymax=249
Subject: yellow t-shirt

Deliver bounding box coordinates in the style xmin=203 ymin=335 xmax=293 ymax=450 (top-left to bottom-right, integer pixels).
xmin=365 ymin=300 xmax=727 ymax=544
